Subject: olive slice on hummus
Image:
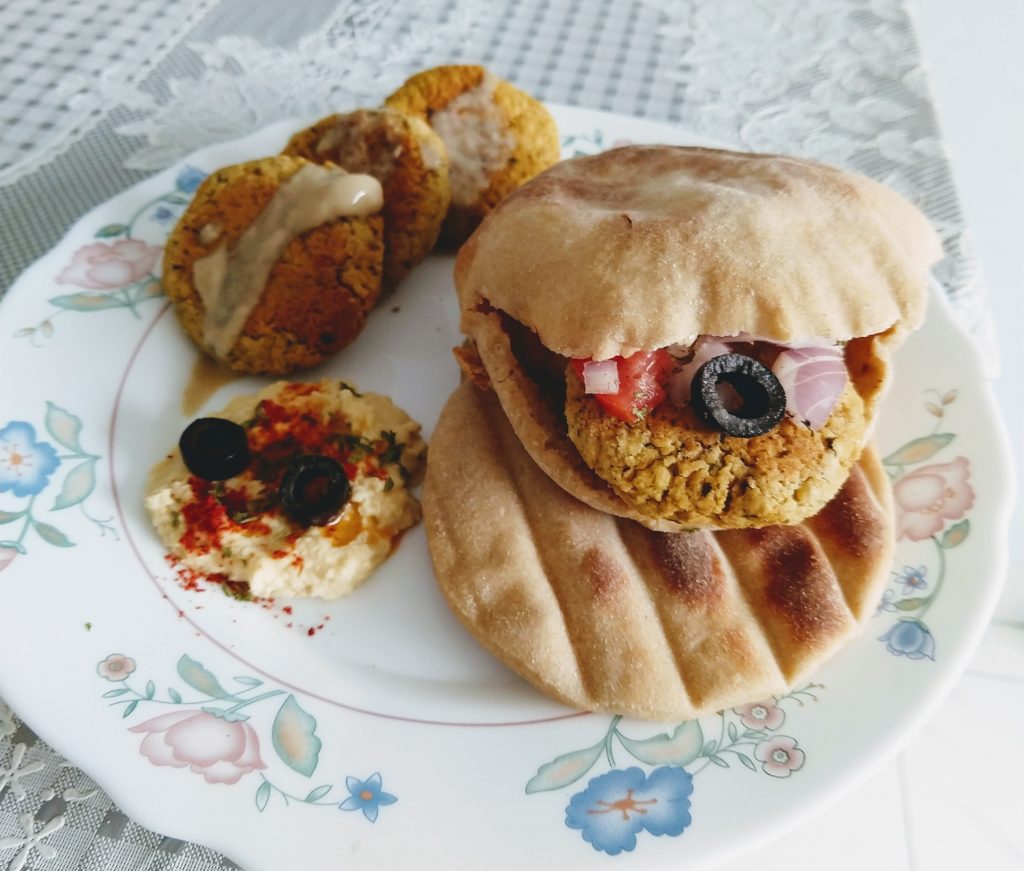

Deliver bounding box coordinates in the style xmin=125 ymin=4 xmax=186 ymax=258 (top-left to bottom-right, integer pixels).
xmin=280 ymin=454 xmax=351 ymax=527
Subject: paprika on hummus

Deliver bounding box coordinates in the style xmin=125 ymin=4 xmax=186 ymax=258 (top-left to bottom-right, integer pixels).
xmin=145 ymin=379 xmax=426 ymax=599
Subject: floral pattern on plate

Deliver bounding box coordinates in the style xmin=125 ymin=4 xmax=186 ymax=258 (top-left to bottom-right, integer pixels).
xmin=528 ymin=685 xmax=821 ymax=855
xmin=97 ymin=652 xmax=396 ymax=820
xmin=875 ymin=388 xmax=974 ymax=661
xmin=13 ymin=165 xmax=205 ymax=346
xmin=0 ymin=403 xmax=114 ymax=566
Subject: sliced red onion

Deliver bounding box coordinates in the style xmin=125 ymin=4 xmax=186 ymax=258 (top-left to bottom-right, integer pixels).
xmin=582 ymin=359 xmax=620 ymax=394
xmin=666 ymin=338 xmax=733 ymax=406
xmin=771 ymin=345 xmax=847 ymax=429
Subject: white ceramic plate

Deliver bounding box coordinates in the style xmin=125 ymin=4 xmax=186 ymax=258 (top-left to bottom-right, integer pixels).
xmin=0 ymin=106 xmax=1013 ymax=870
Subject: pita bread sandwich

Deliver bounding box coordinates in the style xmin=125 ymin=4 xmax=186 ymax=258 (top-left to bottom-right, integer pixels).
xmin=423 ymin=381 xmax=894 ymax=721
xmin=455 ymin=145 xmax=942 ymax=531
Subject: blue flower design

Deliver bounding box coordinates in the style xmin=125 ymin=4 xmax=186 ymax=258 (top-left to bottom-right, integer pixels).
xmin=894 ymin=564 xmax=928 ymax=595
xmin=0 ymin=422 xmax=59 ymax=497
xmin=874 ymin=589 xmax=898 ymax=615
xmin=565 ymin=766 xmax=693 ymax=856
xmin=338 ymin=772 xmax=396 ymax=822
xmin=151 ymin=206 xmax=174 ymax=224
xmin=879 ymin=619 xmax=935 ymax=660
xmin=175 ymin=165 xmax=206 ymax=194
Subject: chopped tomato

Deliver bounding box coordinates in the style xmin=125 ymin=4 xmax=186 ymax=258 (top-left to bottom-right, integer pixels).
xmin=571 ymin=350 xmax=674 ymax=423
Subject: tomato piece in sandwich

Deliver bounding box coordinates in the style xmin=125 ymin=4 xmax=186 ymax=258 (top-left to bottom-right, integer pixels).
xmin=571 ymin=349 xmax=674 ymax=423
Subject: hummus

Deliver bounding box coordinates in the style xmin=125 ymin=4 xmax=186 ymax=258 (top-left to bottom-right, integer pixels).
xmin=146 ymin=380 xmax=426 ymax=599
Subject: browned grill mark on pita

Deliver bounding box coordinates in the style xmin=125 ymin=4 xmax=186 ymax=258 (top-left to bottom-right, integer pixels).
xmin=606 ymin=521 xmax=699 ymax=716
xmin=759 ymin=531 xmax=850 ymax=643
xmin=617 ymin=520 xmax=784 ymax=713
xmin=804 ymin=449 xmax=894 ymax=623
xmin=645 ymin=532 xmax=725 ymax=606
xmin=809 ymin=462 xmax=885 ymax=561
xmin=716 ymin=525 xmax=856 ymax=680
xmin=581 ymin=547 xmax=627 ymax=603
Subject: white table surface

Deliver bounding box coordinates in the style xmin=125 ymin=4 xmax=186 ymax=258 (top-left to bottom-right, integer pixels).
xmin=715 ymin=4 xmax=1024 ymax=870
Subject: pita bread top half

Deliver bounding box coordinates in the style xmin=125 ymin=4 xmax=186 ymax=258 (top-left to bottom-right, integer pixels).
xmin=455 ymin=145 xmax=942 ymax=361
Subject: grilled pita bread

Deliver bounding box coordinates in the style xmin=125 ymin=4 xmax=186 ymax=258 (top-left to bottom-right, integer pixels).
xmin=423 ymin=381 xmax=894 ymax=721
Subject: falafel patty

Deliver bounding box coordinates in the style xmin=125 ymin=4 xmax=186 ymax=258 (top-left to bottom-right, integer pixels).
xmin=283 ymin=108 xmax=450 ymax=289
xmin=564 ymin=368 xmax=869 ymax=529
xmin=162 ymin=155 xmax=384 ymax=375
xmin=384 ymin=64 xmax=560 ymax=246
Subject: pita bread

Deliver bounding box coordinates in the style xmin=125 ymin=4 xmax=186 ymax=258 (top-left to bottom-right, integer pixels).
xmin=423 ymin=381 xmax=894 ymax=721
xmin=456 ymin=145 xmax=941 ymax=361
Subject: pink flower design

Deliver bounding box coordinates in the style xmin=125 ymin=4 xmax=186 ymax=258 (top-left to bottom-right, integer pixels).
xmin=129 ymin=710 xmax=267 ymax=785
xmin=57 ymin=239 xmax=161 ymax=290
xmin=733 ymin=699 xmax=785 ymax=730
xmin=754 ymin=736 xmax=805 ymax=778
xmin=0 ymin=547 xmax=17 ymax=574
xmin=893 ymin=456 xmax=975 ymax=541
xmin=97 ymin=654 xmax=136 ymax=682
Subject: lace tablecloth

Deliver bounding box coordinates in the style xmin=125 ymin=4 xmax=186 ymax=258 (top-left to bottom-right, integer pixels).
xmin=0 ymin=1 xmax=995 ymax=868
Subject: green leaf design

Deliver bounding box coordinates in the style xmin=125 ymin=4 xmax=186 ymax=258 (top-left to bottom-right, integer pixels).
xmin=0 ymin=540 xmax=26 ymax=554
xmin=122 ymin=700 xmax=139 ymax=718
xmin=32 ymin=519 xmax=73 ymax=547
xmin=708 ymin=754 xmax=730 ymax=768
xmin=272 ymin=695 xmax=322 ymax=777
xmin=304 ymin=785 xmax=333 ymax=802
xmin=941 ymin=520 xmax=970 ymax=549
xmin=727 ymin=722 xmax=738 ymax=742
xmin=13 ymin=328 xmax=35 ymax=338
xmin=883 ymin=433 xmax=955 ymax=467
xmin=701 ymin=740 xmax=718 ymax=757
xmin=49 ymin=292 xmax=128 ymax=312
xmin=145 ymin=680 xmax=156 ymax=700
xmin=0 ymin=510 xmax=25 ymax=524
xmin=103 ymin=688 xmax=130 ymax=698
xmin=896 ymin=597 xmax=927 ymax=612
xmin=52 ymin=459 xmax=96 ymax=510
xmin=167 ymin=688 xmax=182 ymax=703
xmin=255 ymin=780 xmax=272 ymax=812
xmin=95 ymin=223 xmax=128 ymax=238
xmin=162 ymin=193 xmax=190 ymax=206
xmin=45 ymin=402 xmax=84 ymax=452
xmin=526 ymin=741 xmax=604 ymax=793
xmin=234 ymin=676 xmax=263 ymax=687
xmin=738 ymin=754 xmax=757 ymax=771
xmin=176 ymin=654 xmax=228 ymax=699
xmin=618 ymin=720 xmax=704 ymax=767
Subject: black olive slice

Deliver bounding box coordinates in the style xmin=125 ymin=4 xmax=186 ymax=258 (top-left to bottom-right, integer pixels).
xmin=279 ymin=454 xmax=351 ymax=527
xmin=179 ymin=418 xmax=251 ymax=481
xmin=691 ymin=354 xmax=786 ymax=437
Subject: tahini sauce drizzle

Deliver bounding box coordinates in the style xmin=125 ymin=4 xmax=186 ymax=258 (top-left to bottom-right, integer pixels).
xmin=181 ymin=354 xmax=242 ymax=417
xmin=193 ymin=164 xmax=383 ymax=358
xmin=430 ymin=72 xmax=515 ymax=207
